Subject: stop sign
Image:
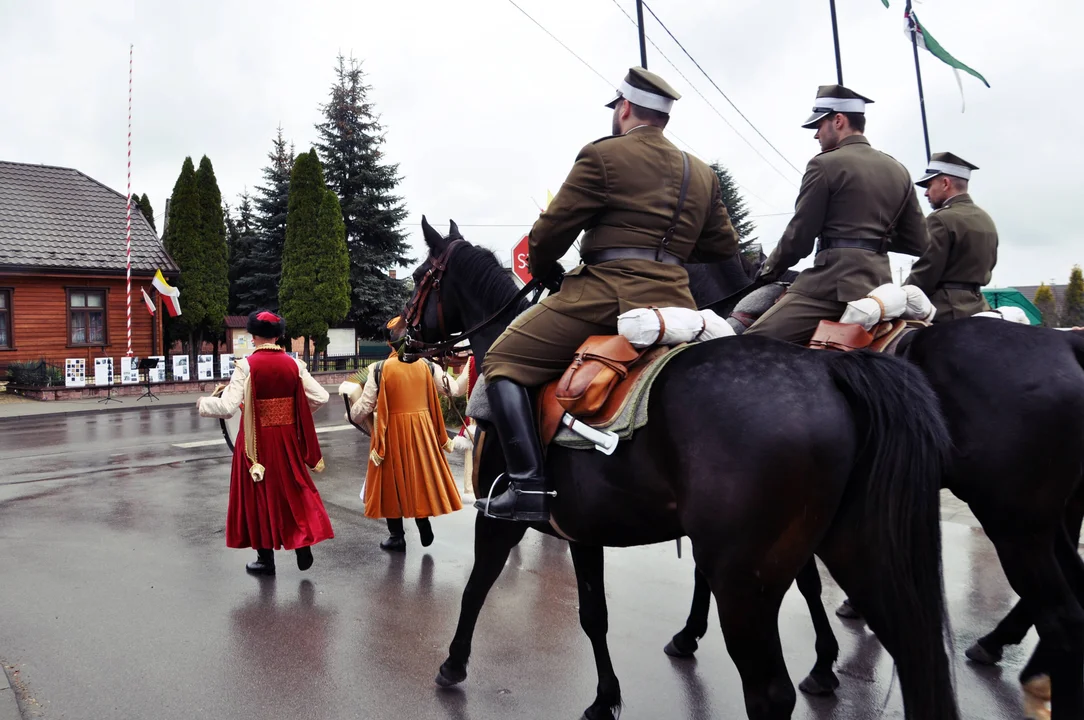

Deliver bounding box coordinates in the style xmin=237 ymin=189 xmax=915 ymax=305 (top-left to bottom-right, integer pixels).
xmin=511 ymin=235 xmax=532 ymax=286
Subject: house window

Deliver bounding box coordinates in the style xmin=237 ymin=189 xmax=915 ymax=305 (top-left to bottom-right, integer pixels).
xmin=0 ymin=289 xmax=10 ymax=349
xmin=68 ymin=289 xmax=108 ymax=346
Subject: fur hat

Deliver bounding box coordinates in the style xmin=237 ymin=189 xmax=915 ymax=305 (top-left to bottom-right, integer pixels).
xmin=247 ymin=310 xmax=286 ymax=339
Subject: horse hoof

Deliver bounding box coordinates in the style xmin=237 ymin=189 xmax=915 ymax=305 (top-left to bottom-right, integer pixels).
xmin=1022 ymin=674 xmax=1052 ymax=702
xmin=965 ymin=640 xmax=1002 ymax=666
xmin=835 ymin=599 xmax=862 ymax=620
xmin=435 ymin=662 xmax=467 ymax=688
xmin=799 ymin=673 xmax=840 ymax=696
xmin=663 ymin=634 xmax=698 ymax=658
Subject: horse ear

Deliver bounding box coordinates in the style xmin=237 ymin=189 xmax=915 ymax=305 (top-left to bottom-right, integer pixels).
xmin=448 ymin=219 xmax=461 ymax=239
xmin=421 ymin=215 xmax=446 ymax=253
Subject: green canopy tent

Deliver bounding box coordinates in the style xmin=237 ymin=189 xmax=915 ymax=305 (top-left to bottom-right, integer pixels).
xmin=981 ymin=288 xmax=1043 ymax=325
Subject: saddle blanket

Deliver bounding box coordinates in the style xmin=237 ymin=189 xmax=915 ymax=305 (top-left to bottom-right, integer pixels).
xmin=466 ymin=343 xmax=694 ymax=451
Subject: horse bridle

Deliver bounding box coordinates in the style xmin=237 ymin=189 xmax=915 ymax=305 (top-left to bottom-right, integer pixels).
xmin=400 ymin=239 xmax=544 ymax=363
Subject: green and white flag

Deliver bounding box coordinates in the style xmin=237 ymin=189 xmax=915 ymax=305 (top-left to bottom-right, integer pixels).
xmin=905 ymin=8 xmax=990 ymax=110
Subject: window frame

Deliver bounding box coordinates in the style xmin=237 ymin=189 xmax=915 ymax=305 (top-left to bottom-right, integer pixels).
xmin=66 ymin=287 xmax=110 ymax=348
xmin=0 ymin=288 xmax=12 ymax=351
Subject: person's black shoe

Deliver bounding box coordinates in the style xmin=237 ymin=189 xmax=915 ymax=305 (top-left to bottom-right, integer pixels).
xmin=246 ymin=548 xmax=276 ymax=575
xmin=295 ymin=546 xmax=314 ymax=571
xmin=417 ymin=519 xmax=434 ymax=547
xmin=380 ymin=535 xmax=406 ymax=552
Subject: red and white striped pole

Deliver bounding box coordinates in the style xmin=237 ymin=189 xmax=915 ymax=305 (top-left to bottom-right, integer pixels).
xmin=125 ymin=44 xmax=133 ymax=357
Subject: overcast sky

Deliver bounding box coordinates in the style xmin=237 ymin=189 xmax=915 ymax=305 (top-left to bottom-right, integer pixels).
xmin=1 ymin=0 xmax=1078 ymax=288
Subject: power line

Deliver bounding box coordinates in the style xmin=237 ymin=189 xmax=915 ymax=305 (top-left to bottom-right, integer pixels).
xmin=501 ymin=0 xmax=790 ymax=207
xmin=504 ymin=0 xmax=614 ymax=87
xmin=640 ymin=1 xmax=803 ymax=176
xmin=414 ymin=212 xmax=793 ymax=228
xmin=606 ymin=0 xmax=798 ymax=190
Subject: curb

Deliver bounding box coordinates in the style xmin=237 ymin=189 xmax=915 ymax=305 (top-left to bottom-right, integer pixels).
xmin=0 ymin=664 xmax=22 ymax=720
xmin=0 ymin=397 xmax=200 ymax=421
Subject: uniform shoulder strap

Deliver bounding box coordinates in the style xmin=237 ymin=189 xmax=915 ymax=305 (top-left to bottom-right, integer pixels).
xmin=880 ymin=184 xmax=915 ymax=253
xmin=658 ymin=151 xmax=691 ymax=261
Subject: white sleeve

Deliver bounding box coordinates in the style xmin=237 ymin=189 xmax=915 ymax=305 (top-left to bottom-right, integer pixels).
xmin=296 ymin=359 xmax=329 ymax=410
xmin=431 ymin=363 xmax=469 ymax=398
xmin=198 ymin=359 xmax=248 ymax=418
xmin=349 ymin=369 xmax=379 ymax=422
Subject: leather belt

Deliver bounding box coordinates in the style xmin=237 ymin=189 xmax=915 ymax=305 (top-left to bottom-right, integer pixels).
xmin=815 ymin=237 xmax=887 ymax=254
xmin=581 ymin=247 xmax=684 ymax=267
xmin=938 ymin=281 xmax=980 ymax=291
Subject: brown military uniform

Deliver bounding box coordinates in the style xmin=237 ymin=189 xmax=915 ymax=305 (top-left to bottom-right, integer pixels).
xmin=483 ymin=124 xmax=738 ymax=386
xmin=903 ymin=150 xmax=998 ymax=323
xmin=745 ymin=135 xmax=929 ymax=344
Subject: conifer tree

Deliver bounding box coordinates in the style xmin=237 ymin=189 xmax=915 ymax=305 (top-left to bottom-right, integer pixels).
xmin=710 ymin=162 xmax=757 ymax=257
xmin=1033 ymin=283 xmax=1057 ymax=327
xmin=315 ymin=54 xmax=411 ymax=338
xmin=1064 ymin=266 xmax=1084 ymax=327
xmin=162 ymin=157 xmax=201 ymax=359
xmin=279 ymin=149 xmax=350 ymax=364
xmin=185 ymin=156 xmax=229 ymax=365
xmin=137 ymin=193 xmax=156 ymax=233
xmin=245 ymin=127 xmax=295 ymax=312
xmin=227 ymin=192 xmax=262 ymax=315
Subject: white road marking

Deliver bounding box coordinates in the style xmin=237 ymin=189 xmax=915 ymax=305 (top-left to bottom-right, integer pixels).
xmin=172 ymin=424 xmax=356 ymax=448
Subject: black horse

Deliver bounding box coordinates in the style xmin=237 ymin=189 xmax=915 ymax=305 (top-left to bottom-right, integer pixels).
xmin=670 ymin=272 xmax=1084 ymax=718
xmin=397 ymin=224 xmax=959 ymax=720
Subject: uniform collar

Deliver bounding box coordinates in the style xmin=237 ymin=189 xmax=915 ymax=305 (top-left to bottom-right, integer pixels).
xmin=624 ymin=124 xmax=663 ymax=136
xmin=942 ymin=192 xmax=972 ymax=208
xmin=837 ymin=134 xmax=869 ymax=148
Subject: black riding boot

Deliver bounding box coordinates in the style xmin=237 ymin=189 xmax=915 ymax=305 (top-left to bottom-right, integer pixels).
xmin=380 ymin=518 xmax=406 ymax=552
xmin=246 ymin=548 xmax=275 ymax=575
xmin=475 ymin=378 xmax=552 ymax=522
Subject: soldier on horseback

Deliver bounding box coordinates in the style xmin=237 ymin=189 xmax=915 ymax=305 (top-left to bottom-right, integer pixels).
xmin=478 ymin=66 xmax=740 ymax=522
xmin=745 ymin=85 xmax=930 ymax=344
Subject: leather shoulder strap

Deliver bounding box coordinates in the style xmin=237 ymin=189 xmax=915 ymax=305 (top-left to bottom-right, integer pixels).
xmin=880 ymin=182 xmax=914 ymax=252
xmin=658 ymin=152 xmax=691 ymax=261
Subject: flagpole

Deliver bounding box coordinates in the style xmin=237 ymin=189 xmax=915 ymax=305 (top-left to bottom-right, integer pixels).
xmin=125 ymin=43 xmax=134 ymax=357
xmin=829 ymin=0 xmax=843 ymax=84
xmin=636 ymin=0 xmax=648 ymax=68
xmin=906 ymin=1 xmax=932 ymax=162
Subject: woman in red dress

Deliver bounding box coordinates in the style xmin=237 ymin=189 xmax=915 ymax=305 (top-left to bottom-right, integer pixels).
xmin=198 ymin=310 xmax=334 ymax=575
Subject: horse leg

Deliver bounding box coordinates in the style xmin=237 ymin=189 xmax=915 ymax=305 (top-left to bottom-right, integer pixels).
xmin=987 ymin=530 xmax=1084 ymax=718
xmin=794 ymin=558 xmax=841 ymax=696
xmin=664 ymin=566 xmax=712 ymax=658
xmin=435 ymin=514 xmax=530 ymax=687
xmin=713 ymin=572 xmax=795 ymax=720
xmin=568 ymin=543 xmax=622 ymax=720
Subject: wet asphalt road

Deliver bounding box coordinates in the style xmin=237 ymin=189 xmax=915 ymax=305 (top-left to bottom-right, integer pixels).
xmin=0 ymin=401 xmax=1045 ymax=719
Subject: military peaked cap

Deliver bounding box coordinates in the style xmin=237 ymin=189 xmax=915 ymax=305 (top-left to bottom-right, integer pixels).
xmin=605 ymin=66 xmax=681 ymax=114
xmin=801 ymin=84 xmax=874 ymax=129
xmin=915 ymin=152 xmax=979 ymax=186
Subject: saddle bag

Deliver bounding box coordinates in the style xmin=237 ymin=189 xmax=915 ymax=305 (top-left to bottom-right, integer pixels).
xmin=555 ymin=335 xmax=644 ymax=417
xmin=808 ymin=320 xmax=873 ymax=352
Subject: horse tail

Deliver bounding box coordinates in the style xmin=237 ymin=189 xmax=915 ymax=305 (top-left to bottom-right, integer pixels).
xmin=827 ymin=351 xmax=959 ymax=720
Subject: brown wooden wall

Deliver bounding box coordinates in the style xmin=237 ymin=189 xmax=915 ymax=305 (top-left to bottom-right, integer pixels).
xmin=0 ymin=273 xmax=162 ymax=370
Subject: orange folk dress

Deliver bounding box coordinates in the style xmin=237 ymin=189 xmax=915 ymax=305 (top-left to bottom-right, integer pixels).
xmin=356 ymin=354 xmax=463 ymax=520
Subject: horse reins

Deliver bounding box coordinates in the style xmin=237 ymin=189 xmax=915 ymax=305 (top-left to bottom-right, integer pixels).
xmin=401 ymin=240 xmax=544 ymax=362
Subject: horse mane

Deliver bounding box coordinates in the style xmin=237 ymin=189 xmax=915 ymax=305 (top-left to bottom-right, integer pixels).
xmin=453 ymin=243 xmax=533 ymax=315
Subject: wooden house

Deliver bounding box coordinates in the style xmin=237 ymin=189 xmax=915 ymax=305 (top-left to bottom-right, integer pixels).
xmin=0 ymin=160 xmax=179 ymax=373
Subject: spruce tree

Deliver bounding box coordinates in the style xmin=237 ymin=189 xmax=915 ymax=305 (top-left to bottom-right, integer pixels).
xmin=1033 ymin=283 xmax=1057 ymax=327
xmin=162 ymin=158 xmax=202 ymax=358
xmin=1064 ymin=266 xmax=1084 ymax=327
xmin=315 ymin=54 xmax=411 ymax=338
xmin=246 ymin=127 xmax=294 ymax=312
xmin=137 ymin=193 xmax=156 ymax=233
xmin=227 ymin=192 xmax=262 ymax=315
xmin=195 ymin=156 xmax=230 ymax=365
xmin=710 ymin=162 xmax=757 ymax=257
xmin=280 ymin=150 xmax=350 ymax=364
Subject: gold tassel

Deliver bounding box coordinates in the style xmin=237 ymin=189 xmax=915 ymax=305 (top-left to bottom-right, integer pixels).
xmin=369 ymin=449 xmax=383 ymax=467
xmin=313 ymin=458 xmax=325 ymax=473
xmin=249 ymin=463 xmax=265 ymax=482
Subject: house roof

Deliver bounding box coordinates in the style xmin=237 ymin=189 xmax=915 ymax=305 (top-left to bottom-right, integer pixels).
xmin=1013 ymin=284 xmax=1068 ymax=311
xmin=224 ymin=315 xmax=248 ymax=329
xmin=0 ymin=160 xmax=179 ymax=276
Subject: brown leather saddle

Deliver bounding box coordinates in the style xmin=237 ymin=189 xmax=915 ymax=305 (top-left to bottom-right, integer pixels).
xmin=535 ymin=335 xmax=672 ymax=448
xmin=807 ymin=318 xmax=928 ymax=355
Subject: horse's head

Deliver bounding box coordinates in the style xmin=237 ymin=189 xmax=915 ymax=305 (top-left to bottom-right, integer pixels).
xmin=399 ymin=216 xmax=472 ymax=349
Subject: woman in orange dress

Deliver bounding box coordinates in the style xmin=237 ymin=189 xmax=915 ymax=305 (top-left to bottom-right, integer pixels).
xmin=348 ymin=337 xmax=466 ymax=551
xmin=198 ymin=310 xmax=334 ymax=574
